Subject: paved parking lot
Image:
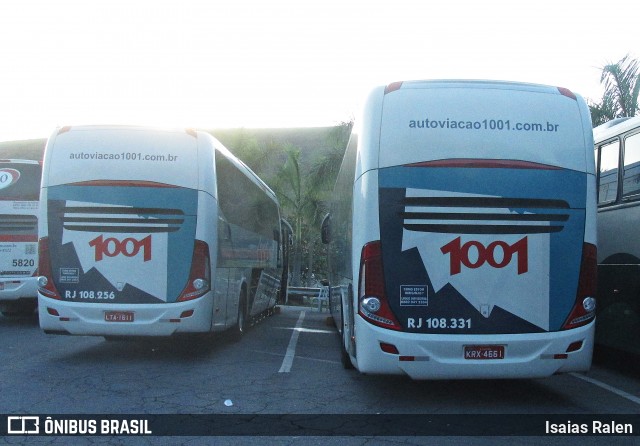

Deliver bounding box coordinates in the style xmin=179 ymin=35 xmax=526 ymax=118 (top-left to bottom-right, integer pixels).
xmin=1 ymin=305 xmax=639 ymax=444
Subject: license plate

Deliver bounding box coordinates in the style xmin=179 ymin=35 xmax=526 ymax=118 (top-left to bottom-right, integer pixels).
xmin=464 ymin=345 xmax=505 ymax=360
xmin=104 ymin=311 xmax=134 ymax=322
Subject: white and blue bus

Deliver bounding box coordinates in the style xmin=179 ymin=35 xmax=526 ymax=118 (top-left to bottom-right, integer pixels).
xmin=322 ymin=80 xmax=597 ymax=379
xmin=593 ymin=116 xmax=640 ymax=355
xmin=38 ymin=126 xmax=285 ymax=338
xmin=0 ymin=159 xmax=41 ymax=317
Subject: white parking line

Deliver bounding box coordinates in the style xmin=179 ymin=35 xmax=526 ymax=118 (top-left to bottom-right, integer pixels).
xmin=571 ymin=372 xmax=640 ymax=406
xmin=279 ymin=311 xmax=306 ymax=373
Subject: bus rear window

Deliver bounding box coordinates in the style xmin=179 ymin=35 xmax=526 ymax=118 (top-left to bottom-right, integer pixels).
xmin=622 ymin=132 xmax=640 ymax=198
xmin=0 ymin=163 xmax=41 ymax=200
xmin=597 ymin=140 xmax=619 ymax=204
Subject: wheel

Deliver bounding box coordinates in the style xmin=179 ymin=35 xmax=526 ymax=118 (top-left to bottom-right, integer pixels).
xmin=341 ymin=327 xmax=355 ymax=369
xmin=1 ymin=302 xmax=36 ymax=317
xmin=231 ymin=292 xmax=247 ymax=342
xmin=340 ymin=303 xmax=354 ymax=370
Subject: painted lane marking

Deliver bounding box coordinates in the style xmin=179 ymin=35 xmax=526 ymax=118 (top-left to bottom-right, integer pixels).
xmin=279 ymin=311 xmax=306 ymax=373
xmin=571 ymin=372 xmax=640 ymax=406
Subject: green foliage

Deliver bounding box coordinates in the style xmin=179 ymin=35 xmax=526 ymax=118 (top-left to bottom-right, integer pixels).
xmin=590 ymin=54 xmax=640 ymax=126
xmin=213 ymin=124 xmax=351 ymax=286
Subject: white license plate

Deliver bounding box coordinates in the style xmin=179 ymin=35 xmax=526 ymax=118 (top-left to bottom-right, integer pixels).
xmin=464 ymin=345 xmax=505 ymax=360
xmin=104 ymin=311 xmax=134 ymax=322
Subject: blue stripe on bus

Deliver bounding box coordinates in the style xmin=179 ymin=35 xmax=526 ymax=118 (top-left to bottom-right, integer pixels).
xmin=378 ymin=166 xmax=587 ymax=209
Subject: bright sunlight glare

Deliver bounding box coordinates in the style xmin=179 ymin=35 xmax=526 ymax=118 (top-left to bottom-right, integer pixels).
xmin=0 ymin=0 xmax=637 ymax=141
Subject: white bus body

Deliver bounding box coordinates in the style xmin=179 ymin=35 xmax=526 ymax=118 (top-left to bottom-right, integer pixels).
xmin=324 ymin=80 xmax=596 ymax=379
xmin=38 ymin=126 xmax=284 ymax=338
xmin=0 ymin=159 xmax=41 ymax=316
xmin=593 ymin=116 xmax=640 ymax=354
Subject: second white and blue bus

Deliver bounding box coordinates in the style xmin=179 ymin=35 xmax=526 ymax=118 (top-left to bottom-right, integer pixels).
xmin=322 ymin=80 xmax=597 ymax=379
xmin=38 ymin=125 xmax=286 ymax=339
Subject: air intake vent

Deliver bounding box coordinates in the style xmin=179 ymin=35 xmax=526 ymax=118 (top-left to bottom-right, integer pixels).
xmin=0 ymin=214 xmax=38 ymax=233
xmin=401 ymin=196 xmax=570 ymax=235
xmin=61 ymin=206 xmax=185 ymax=233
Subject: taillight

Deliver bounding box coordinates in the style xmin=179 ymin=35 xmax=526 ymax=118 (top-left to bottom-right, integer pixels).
xmin=177 ymin=240 xmax=211 ymax=302
xmin=358 ymin=241 xmax=402 ymax=330
xmin=557 ymin=87 xmax=577 ymax=100
xmin=37 ymin=237 xmax=61 ymax=299
xmin=384 ymin=81 xmax=403 ymax=94
xmin=561 ymin=243 xmax=597 ymax=330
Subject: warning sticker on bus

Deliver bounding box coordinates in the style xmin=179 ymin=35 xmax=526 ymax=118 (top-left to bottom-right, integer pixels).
xmin=400 ymin=285 xmax=428 ymax=306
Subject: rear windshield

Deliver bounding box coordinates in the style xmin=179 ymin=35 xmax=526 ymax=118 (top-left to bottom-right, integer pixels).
xmin=0 ymin=163 xmax=41 ymax=200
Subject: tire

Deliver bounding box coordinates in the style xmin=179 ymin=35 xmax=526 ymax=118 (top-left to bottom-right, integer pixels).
xmin=340 ymin=303 xmax=354 ymax=370
xmin=231 ymin=292 xmax=247 ymax=342
xmin=1 ymin=311 xmax=20 ymax=317
xmin=1 ymin=302 xmax=36 ymax=317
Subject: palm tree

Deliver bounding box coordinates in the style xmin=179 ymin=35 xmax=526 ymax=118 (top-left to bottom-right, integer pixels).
xmin=273 ymin=148 xmax=317 ymax=286
xmin=589 ymin=92 xmax=619 ymax=127
xmin=590 ymin=54 xmax=640 ymax=125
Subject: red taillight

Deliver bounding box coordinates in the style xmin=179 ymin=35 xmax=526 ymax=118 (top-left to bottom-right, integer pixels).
xmin=384 ymin=81 xmax=403 ymax=94
xmin=566 ymin=341 xmax=584 ymax=353
xmin=380 ymin=342 xmax=399 ymax=354
xmin=557 ymin=87 xmax=577 ymax=100
xmin=177 ymin=240 xmax=211 ymax=302
xmin=358 ymin=241 xmax=402 ymax=331
xmin=38 ymin=237 xmax=61 ymax=299
xmin=562 ymin=243 xmax=597 ymax=330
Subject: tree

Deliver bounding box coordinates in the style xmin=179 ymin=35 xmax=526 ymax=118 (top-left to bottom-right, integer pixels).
xmin=273 ymin=148 xmax=317 ymax=286
xmin=307 ymin=120 xmax=353 ymax=194
xmin=589 ymin=54 xmax=640 ymax=126
xmin=215 ymin=124 xmax=353 ymax=287
xmin=305 ymin=120 xmax=353 ymax=280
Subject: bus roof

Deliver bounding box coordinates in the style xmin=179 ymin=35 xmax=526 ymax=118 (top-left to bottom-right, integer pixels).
xmin=594 ymin=116 xmax=640 ymax=143
xmin=384 ymin=79 xmax=577 ymax=97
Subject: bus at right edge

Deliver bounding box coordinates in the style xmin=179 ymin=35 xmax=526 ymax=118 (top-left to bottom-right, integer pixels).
xmin=594 ymin=116 xmax=640 ymax=355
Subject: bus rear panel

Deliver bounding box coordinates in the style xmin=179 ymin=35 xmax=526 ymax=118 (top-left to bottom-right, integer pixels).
xmin=335 ymin=80 xmax=596 ymax=379
xmin=38 ymin=127 xmax=216 ymax=336
xmin=0 ymin=159 xmax=41 ymax=316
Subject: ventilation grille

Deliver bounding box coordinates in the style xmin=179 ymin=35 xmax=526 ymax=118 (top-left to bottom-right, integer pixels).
xmin=401 ymin=196 xmax=570 ymax=234
xmin=61 ymin=206 xmax=185 ymax=233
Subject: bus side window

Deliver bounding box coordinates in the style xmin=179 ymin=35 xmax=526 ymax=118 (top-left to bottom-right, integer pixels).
xmin=598 ymin=140 xmax=620 ymax=205
xmin=622 ymin=132 xmax=640 ymax=199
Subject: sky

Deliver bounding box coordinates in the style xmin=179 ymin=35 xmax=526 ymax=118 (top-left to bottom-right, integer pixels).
xmin=0 ymin=0 xmax=637 ymax=142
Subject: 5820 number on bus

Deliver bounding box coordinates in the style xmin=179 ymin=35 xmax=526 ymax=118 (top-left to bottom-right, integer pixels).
xmin=12 ymin=259 xmax=35 ymax=267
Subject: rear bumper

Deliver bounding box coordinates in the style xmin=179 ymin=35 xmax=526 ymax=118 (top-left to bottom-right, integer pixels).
xmin=352 ymin=316 xmax=595 ymax=379
xmin=0 ymin=277 xmax=38 ymax=301
xmin=38 ymin=292 xmax=214 ymax=336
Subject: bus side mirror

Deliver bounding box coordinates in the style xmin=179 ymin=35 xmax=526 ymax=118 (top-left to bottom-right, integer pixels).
xmin=321 ymin=213 xmax=331 ymax=244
